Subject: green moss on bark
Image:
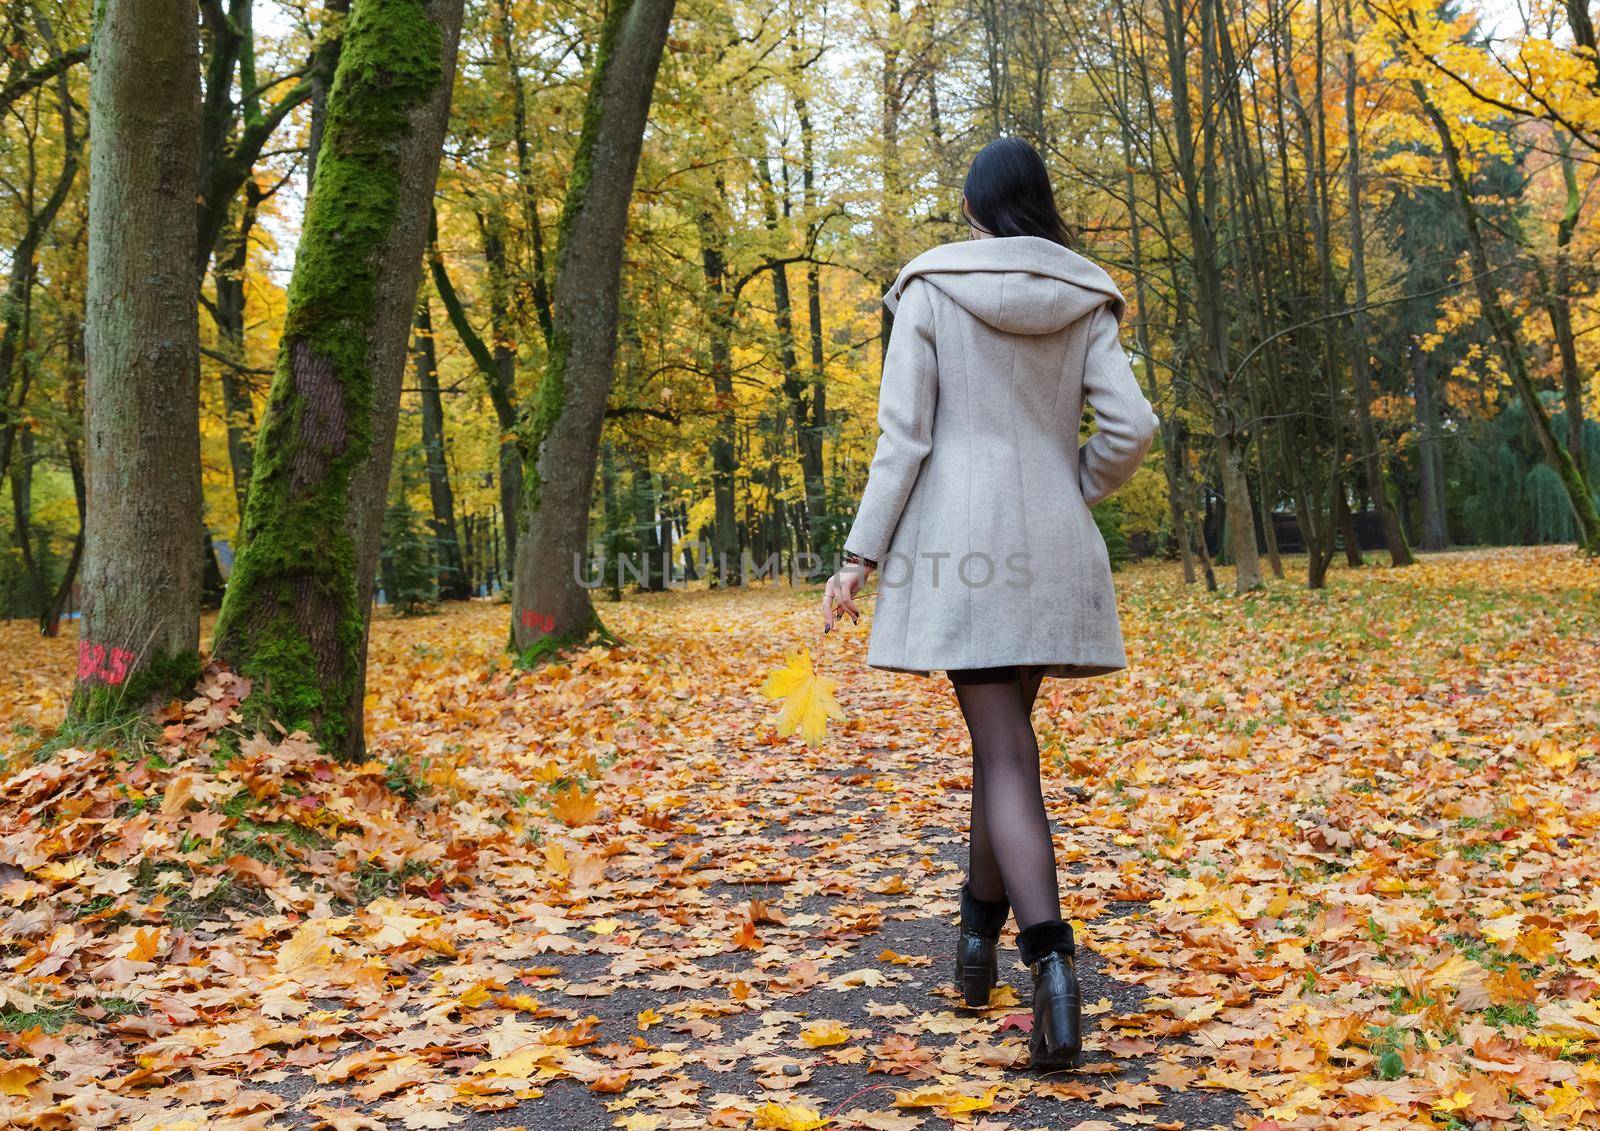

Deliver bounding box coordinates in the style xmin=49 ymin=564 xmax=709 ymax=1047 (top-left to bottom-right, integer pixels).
xmin=212 ymin=0 xmax=443 ymax=756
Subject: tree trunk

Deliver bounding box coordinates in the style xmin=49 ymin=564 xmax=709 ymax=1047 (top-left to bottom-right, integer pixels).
xmin=481 ymin=203 xmax=520 ymax=567
xmin=1344 ymin=0 xmax=1412 ymax=566
xmin=305 ymin=0 xmax=352 ymax=198
xmin=796 ymin=87 xmax=827 ymax=547
xmin=756 ymin=154 xmax=816 ymax=553
xmin=412 ymin=296 xmax=469 ymax=599
xmin=214 ymin=184 xmax=263 ymax=522
xmin=496 ymin=0 xmax=553 ymax=349
xmin=1281 ymin=0 xmax=1349 ymax=588
xmin=9 ymin=427 xmax=84 ymax=637
xmin=213 ymin=0 xmax=465 ymax=758
xmin=1547 ymin=132 xmax=1586 ymax=478
xmin=698 ymin=202 xmax=741 ymax=586
xmin=0 ymin=61 xmax=79 ymax=483
xmin=196 ymin=0 xmax=313 ymax=281
xmin=1158 ymin=0 xmax=1262 ymax=592
xmin=510 ymin=0 xmax=676 ymax=655
xmin=1337 ymin=485 xmax=1364 ymax=567
xmin=1117 ymin=98 xmax=1193 ymax=583
xmin=629 ymin=449 xmax=666 ymax=591
xmin=428 ymin=214 xmax=523 ymax=570
xmin=1411 ymin=341 xmax=1448 ymax=550
xmin=70 ymin=0 xmax=204 ymax=724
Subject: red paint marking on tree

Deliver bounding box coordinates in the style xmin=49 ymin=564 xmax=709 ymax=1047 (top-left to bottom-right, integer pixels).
xmin=519 ymin=610 xmax=555 ymax=634
xmin=77 ymin=642 xmax=137 ymax=685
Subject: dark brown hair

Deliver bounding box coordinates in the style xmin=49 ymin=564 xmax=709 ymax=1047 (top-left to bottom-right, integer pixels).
xmin=961 ymin=137 xmax=1072 ymax=247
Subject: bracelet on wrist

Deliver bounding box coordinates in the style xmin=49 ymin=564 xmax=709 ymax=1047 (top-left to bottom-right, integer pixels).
xmin=843 ymin=551 xmax=877 ymax=570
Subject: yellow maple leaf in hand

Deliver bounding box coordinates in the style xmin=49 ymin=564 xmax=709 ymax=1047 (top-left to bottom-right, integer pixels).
xmin=760 ymin=648 xmax=846 ymax=747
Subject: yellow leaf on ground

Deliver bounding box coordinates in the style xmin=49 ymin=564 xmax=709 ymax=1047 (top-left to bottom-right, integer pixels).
xmin=127 ymin=926 xmax=164 ymax=962
xmin=752 ymin=1102 xmax=828 ymax=1130
xmin=893 ymin=1085 xmax=999 ymax=1118
xmin=0 ymin=1062 xmax=40 ymax=1097
xmin=799 ymin=1019 xmax=851 ymax=1047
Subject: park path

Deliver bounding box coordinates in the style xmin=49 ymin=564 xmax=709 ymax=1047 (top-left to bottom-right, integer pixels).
xmin=361 ymin=587 xmax=1249 ymax=1130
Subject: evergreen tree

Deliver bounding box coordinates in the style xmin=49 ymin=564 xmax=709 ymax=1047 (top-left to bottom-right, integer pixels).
xmin=381 ymin=489 xmax=438 ymax=616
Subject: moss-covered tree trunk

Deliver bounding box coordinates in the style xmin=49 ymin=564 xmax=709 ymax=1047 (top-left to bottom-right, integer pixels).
xmin=69 ymin=0 xmax=203 ymax=725
xmin=212 ymin=0 xmax=464 ymax=758
xmin=510 ymin=0 xmax=675 ymax=657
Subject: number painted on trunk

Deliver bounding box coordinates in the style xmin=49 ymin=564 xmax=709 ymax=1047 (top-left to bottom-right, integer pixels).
xmin=78 ymin=642 xmax=136 ymax=685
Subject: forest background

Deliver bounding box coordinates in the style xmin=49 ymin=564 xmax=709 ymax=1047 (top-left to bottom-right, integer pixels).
xmin=1 ymin=0 xmax=1599 ymax=740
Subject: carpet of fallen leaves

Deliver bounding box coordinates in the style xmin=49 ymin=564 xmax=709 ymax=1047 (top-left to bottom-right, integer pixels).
xmin=2 ymin=546 xmax=1599 ymax=1130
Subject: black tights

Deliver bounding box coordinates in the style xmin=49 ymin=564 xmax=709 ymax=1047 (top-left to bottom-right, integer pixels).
xmin=950 ymin=665 xmax=1060 ymax=929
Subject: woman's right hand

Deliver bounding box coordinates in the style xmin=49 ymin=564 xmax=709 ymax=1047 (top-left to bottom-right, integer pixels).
xmin=822 ymin=563 xmax=870 ymax=633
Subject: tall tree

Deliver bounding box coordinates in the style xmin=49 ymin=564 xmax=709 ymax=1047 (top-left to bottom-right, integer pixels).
xmin=428 ymin=214 xmax=522 ymax=573
xmin=510 ymin=0 xmax=676 ymax=655
xmin=1343 ymin=0 xmax=1412 ymax=566
xmin=411 ymin=294 xmax=469 ymax=599
xmin=1414 ymin=82 xmax=1600 ymax=555
xmin=0 ymin=11 xmax=80 ymax=483
xmin=196 ymin=0 xmax=314 ymax=282
xmin=213 ymin=0 xmax=466 ymax=757
xmin=68 ymin=0 xmax=203 ymax=723
xmin=1156 ymin=0 xmax=1264 ymax=592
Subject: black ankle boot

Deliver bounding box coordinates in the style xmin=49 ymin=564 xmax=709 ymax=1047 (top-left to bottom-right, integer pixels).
xmin=1016 ymin=919 xmax=1082 ymax=1070
xmin=954 ymin=884 xmax=1009 ymax=1007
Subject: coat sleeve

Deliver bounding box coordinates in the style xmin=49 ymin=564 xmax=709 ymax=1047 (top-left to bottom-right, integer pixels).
xmin=1078 ymin=303 xmax=1159 ymax=508
xmin=843 ymin=279 xmax=938 ymax=563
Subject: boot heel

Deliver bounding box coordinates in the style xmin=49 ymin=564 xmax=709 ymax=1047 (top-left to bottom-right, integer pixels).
xmin=1044 ymin=990 xmax=1075 ymax=1050
xmin=960 ymin=964 xmax=993 ymax=1007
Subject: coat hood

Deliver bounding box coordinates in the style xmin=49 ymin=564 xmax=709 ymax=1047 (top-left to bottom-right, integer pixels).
xmin=882 ymin=235 xmax=1125 ymax=336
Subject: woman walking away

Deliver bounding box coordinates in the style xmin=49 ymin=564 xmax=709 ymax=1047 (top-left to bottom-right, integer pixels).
xmin=822 ymin=137 xmax=1157 ymax=1071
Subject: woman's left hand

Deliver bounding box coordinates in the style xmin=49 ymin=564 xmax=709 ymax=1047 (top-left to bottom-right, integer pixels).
xmin=823 ymin=564 xmax=869 ymax=633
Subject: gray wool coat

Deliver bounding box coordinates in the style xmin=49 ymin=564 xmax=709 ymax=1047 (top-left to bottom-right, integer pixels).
xmin=841 ymin=236 xmax=1159 ymax=679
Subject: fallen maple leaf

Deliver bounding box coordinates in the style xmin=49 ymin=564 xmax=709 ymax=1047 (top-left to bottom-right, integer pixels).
xmin=0 ymin=1061 xmax=41 ymax=1097
xmin=126 ymin=926 xmax=164 ymax=962
xmin=752 ymin=1101 xmax=828 ymax=1130
xmin=892 ymin=1084 xmax=1000 ymax=1118
xmin=548 ymin=783 xmax=600 ymax=826
xmin=799 ymin=1018 xmax=852 ymax=1047
xmin=760 ymin=647 xmax=846 ymax=747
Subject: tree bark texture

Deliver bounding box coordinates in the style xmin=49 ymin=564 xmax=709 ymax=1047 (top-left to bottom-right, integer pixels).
xmin=511 ymin=0 xmax=676 ymax=655
xmin=71 ymin=0 xmax=204 ymax=722
xmin=412 ymin=296 xmax=469 ymax=599
xmin=212 ymin=0 xmax=465 ymax=757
